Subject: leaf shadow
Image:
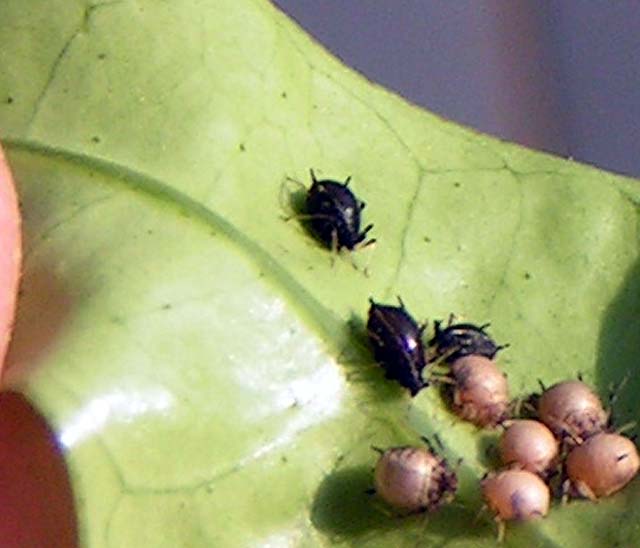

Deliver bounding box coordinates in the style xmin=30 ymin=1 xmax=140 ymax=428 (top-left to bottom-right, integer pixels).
xmin=3 ymin=263 xmax=74 ymax=382
xmin=310 ymin=464 xmax=488 ymax=544
xmin=475 ymin=431 xmax=502 ymax=470
xmin=310 ymin=465 xmax=389 ymax=538
xmin=283 ymin=180 xmax=307 ymax=217
xmin=280 ymin=176 xmax=318 ymax=245
xmin=595 ymin=258 xmax=640 ymax=429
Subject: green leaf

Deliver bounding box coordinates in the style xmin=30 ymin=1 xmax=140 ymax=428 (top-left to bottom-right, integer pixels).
xmin=2 ymin=0 xmax=640 ymax=546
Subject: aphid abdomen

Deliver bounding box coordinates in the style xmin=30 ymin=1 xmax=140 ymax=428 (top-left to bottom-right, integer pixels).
xmin=481 ymin=470 xmax=550 ymax=525
xmin=430 ymin=321 xmax=505 ymax=363
xmin=374 ymin=446 xmax=458 ymax=513
xmin=499 ymin=420 xmax=558 ymax=476
xmin=450 ymin=355 xmax=509 ymax=427
xmin=566 ymin=433 xmax=639 ymax=499
xmin=537 ymin=380 xmax=608 ymax=442
xmin=367 ymin=299 xmax=427 ymax=396
xmin=304 ymin=172 xmax=370 ymax=251
xmin=306 ymin=192 xmax=354 ymax=248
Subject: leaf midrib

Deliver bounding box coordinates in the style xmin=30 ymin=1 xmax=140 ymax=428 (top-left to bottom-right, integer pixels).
xmin=3 ymin=136 xmax=347 ymax=352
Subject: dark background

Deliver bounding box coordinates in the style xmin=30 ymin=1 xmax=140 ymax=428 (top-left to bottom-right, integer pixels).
xmin=272 ymin=1 xmax=640 ymax=178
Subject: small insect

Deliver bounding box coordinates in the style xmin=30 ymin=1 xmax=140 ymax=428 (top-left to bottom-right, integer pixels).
xmin=367 ymin=297 xmax=427 ymax=396
xmin=373 ymin=442 xmax=458 ymax=513
xmin=565 ymin=432 xmax=639 ymax=500
xmin=304 ymin=169 xmax=375 ymax=252
xmin=537 ymin=380 xmax=608 ymax=443
xmin=481 ymin=469 xmax=550 ymax=542
xmin=428 ymin=318 xmax=506 ymax=363
xmin=449 ymin=355 xmax=509 ymax=427
xmin=499 ymin=420 xmax=558 ymax=476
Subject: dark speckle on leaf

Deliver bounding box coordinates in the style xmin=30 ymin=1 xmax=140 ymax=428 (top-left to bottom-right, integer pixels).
xmin=424 ymin=236 xmax=431 ymax=243
xmin=239 ymin=143 xmax=245 ymax=152
xmin=6 ymin=96 xmax=13 ymax=104
xmin=524 ymin=272 xmax=532 ymax=280
xmin=281 ymin=91 xmax=287 ymax=98
xmin=454 ymin=182 xmax=461 ymax=188
xmin=91 ymin=136 xmax=101 ymax=143
xmin=161 ymin=303 xmax=172 ymax=310
xmin=98 ymin=53 xmax=106 ymax=60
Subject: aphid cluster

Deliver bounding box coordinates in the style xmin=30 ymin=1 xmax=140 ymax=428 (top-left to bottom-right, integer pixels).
xmin=482 ymin=419 xmax=556 ymax=540
xmin=286 ymin=170 xmax=639 ymax=540
xmin=363 ymin=297 xmax=637 ymax=539
xmin=428 ymin=318 xmax=509 ymax=427
xmin=534 ymin=380 xmax=639 ymax=502
xmin=366 ymin=301 xmax=509 ymax=427
xmin=363 ymin=299 xmax=638 ymax=539
xmin=365 ymin=299 xmax=511 ymax=527
xmin=479 ymin=378 xmax=639 ymax=540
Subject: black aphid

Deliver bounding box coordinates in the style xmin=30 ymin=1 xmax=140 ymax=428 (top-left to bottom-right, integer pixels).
xmin=429 ymin=319 xmax=507 ymax=363
xmin=305 ymin=169 xmax=374 ymax=251
xmin=367 ymin=297 xmax=427 ymax=396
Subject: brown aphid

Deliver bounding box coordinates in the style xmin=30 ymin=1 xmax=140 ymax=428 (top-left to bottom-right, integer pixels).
xmin=538 ymin=380 xmax=608 ymax=442
xmin=481 ymin=469 xmax=550 ymax=542
xmin=499 ymin=420 xmax=558 ymax=476
xmin=450 ymin=355 xmax=509 ymax=427
xmin=565 ymin=432 xmax=639 ymax=500
xmin=374 ymin=445 xmax=458 ymax=513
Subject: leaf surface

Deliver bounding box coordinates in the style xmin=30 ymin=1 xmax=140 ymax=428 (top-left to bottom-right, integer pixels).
xmin=1 ymin=0 xmax=640 ymax=546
